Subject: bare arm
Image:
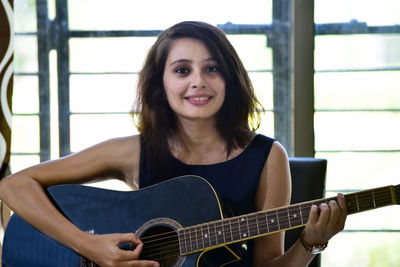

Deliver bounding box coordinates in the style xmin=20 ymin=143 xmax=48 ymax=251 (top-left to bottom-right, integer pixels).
xmin=253 ymin=142 xmax=347 ymax=267
xmin=0 ymin=135 xmax=158 ymax=266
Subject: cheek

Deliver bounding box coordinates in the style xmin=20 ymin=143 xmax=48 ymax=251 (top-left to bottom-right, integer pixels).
xmin=163 ymin=73 xmax=175 ymax=98
xmin=163 ymin=76 xmax=185 ymax=108
xmin=217 ymin=80 xmax=226 ymax=100
xmin=164 ymin=80 xmax=183 ymax=99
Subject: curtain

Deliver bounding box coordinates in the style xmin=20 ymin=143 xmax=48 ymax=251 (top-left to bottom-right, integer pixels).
xmin=0 ymin=0 xmax=13 ymax=249
xmin=0 ymin=0 xmax=13 ymax=180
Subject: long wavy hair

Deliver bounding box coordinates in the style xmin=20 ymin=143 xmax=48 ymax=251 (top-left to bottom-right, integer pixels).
xmin=133 ymin=21 xmax=263 ymax=181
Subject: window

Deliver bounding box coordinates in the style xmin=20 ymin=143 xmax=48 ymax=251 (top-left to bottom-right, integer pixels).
xmin=11 ymin=0 xmax=400 ymax=266
xmin=314 ymin=1 xmax=400 ymax=266
xmin=12 ymin=0 xmax=275 ymax=169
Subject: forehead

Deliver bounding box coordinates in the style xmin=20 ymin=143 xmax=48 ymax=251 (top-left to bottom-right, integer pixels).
xmin=166 ymin=38 xmax=213 ymax=61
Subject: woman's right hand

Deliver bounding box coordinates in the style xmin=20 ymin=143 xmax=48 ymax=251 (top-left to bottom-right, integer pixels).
xmin=80 ymin=232 xmax=160 ymax=267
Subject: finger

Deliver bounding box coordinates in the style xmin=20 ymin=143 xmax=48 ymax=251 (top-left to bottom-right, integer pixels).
xmin=130 ymin=260 xmax=160 ymax=267
xmin=114 ymin=242 xmax=144 ymax=262
xmin=317 ymin=202 xmax=330 ymax=226
xmin=117 ymin=232 xmax=142 ymax=245
xmin=307 ymin=204 xmax=319 ymax=225
xmin=337 ymin=193 xmax=347 ymax=212
xmin=131 ymin=242 xmax=144 ymax=259
xmin=336 ymin=193 xmax=348 ymax=229
xmin=115 ymin=259 xmax=159 ymax=267
xmin=327 ymin=199 xmax=340 ymax=228
xmin=112 ymin=234 xmax=143 ymax=261
xmin=110 ymin=233 xmax=142 ymax=248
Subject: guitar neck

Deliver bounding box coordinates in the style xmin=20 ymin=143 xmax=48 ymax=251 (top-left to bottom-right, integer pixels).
xmin=179 ymin=184 xmax=400 ymax=255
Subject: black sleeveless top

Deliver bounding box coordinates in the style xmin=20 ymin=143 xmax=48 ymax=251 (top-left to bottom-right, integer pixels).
xmin=139 ymin=134 xmax=275 ymax=264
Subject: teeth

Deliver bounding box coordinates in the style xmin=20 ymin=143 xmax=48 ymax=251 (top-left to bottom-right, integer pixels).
xmin=188 ymin=97 xmax=209 ymax=101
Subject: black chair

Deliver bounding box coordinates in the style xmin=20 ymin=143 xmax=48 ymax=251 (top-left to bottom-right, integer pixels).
xmin=285 ymin=157 xmax=327 ymax=267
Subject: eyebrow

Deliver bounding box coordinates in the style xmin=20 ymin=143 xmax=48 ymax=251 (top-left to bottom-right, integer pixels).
xmin=169 ymin=57 xmax=216 ymax=66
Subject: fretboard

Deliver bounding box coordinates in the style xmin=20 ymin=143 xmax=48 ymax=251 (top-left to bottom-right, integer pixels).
xmin=178 ymin=184 xmax=399 ymax=255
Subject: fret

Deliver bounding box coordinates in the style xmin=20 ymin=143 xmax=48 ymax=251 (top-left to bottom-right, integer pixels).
xmin=246 ymin=216 xmax=250 ymax=236
xmin=372 ymin=190 xmax=376 ymax=208
xmin=196 ymin=226 xmax=202 ymax=250
xmin=355 ymin=193 xmax=360 ymax=212
xmin=257 ymin=212 xmax=269 ymax=235
xmin=197 ymin=226 xmax=204 ymax=250
xmin=231 ymin=217 xmax=241 ymax=241
xmin=357 ymin=191 xmax=375 ymax=211
xmin=239 ymin=217 xmax=249 ymax=239
xmin=396 ymin=185 xmax=400 ymax=203
xmin=189 ymin=226 xmax=198 ymax=251
xmin=209 ymin=222 xmax=217 ymax=247
xmin=222 ymin=219 xmax=233 ymax=243
xmin=178 ymin=229 xmax=187 ymax=254
xmin=184 ymin=227 xmax=192 ymax=253
xmin=277 ymin=208 xmax=290 ymax=230
xmin=276 ymin=210 xmax=281 ymax=230
xmin=215 ymin=221 xmax=224 ymax=245
xmin=201 ymin=224 xmax=211 ymax=249
xmin=346 ymin=187 xmax=394 ymax=214
xmin=345 ymin=194 xmax=358 ymax=214
xmin=266 ymin=210 xmax=279 ymax=232
xmin=375 ymin=187 xmax=393 ymax=207
xmin=288 ymin=205 xmax=303 ymax=228
xmin=247 ymin=214 xmax=259 ymax=237
xmin=299 ymin=203 xmax=306 ymax=224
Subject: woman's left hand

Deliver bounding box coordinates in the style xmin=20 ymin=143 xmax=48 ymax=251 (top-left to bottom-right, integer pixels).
xmin=301 ymin=193 xmax=347 ymax=246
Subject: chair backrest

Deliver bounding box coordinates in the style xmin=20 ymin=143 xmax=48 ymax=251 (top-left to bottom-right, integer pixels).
xmin=285 ymin=157 xmax=327 ymax=267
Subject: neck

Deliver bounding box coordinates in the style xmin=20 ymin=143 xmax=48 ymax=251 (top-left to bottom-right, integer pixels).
xmin=171 ymin=118 xmax=226 ymax=164
xmin=178 ymin=184 xmax=400 ymax=255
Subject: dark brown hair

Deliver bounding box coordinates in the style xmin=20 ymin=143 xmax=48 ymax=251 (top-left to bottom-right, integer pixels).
xmin=133 ymin=21 xmax=262 ymax=181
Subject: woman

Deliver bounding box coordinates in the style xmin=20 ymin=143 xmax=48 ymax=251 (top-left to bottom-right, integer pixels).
xmin=0 ymin=21 xmax=346 ymax=266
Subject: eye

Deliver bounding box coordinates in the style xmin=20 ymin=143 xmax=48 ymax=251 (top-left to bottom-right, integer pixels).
xmin=175 ymin=67 xmax=190 ymax=75
xmin=206 ymin=66 xmax=218 ymax=73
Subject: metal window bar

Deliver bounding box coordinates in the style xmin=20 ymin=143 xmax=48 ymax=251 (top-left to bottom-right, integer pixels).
xmin=11 ymin=0 xmax=397 ymax=237
xmin=16 ymin=1 xmax=400 ymax=159
xmin=36 ymin=0 xmax=51 ymax=162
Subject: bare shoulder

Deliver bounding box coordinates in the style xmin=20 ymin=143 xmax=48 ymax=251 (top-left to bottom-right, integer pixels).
xmin=253 ymin=141 xmax=292 ymax=264
xmin=255 ymin=141 xmax=291 ymax=210
xmin=94 ymin=135 xmax=141 ymax=184
xmin=101 ymin=135 xmax=140 ymax=155
xmin=268 ymin=141 xmax=289 ymax=168
xmin=12 ymin=135 xmax=142 ymax=188
xmin=78 ymin=134 xmax=140 ymax=164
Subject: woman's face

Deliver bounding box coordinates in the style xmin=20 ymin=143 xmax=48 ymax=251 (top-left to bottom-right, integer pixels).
xmin=163 ymin=38 xmax=226 ymax=123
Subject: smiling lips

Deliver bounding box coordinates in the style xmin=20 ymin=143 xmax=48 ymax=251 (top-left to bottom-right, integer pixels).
xmin=184 ymin=95 xmax=213 ymax=106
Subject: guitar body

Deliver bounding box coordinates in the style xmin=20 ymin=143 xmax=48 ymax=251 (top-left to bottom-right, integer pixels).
xmin=2 ymin=176 xmax=243 ymax=267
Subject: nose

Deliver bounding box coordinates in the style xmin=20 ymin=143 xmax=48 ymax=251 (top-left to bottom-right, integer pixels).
xmin=191 ymin=70 xmax=206 ymax=89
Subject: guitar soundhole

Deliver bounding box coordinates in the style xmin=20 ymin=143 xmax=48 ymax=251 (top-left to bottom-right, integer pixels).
xmin=139 ymin=225 xmax=181 ymax=267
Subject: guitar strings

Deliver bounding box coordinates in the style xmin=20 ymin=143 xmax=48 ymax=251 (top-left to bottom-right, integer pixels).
xmin=152 ymin=190 xmax=389 ymax=247
xmin=141 ymin=250 xmax=181 ymax=262
xmin=136 ymin=188 xmax=394 ymax=260
xmin=140 ymin=244 xmax=180 ymax=258
xmin=138 ymin=187 xmax=391 ymax=246
xmin=142 ymin=189 xmax=391 ymax=252
xmin=139 ymin=190 xmax=392 ymax=260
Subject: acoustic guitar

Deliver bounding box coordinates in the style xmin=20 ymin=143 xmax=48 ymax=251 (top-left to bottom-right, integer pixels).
xmin=2 ymin=176 xmax=399 ymax=266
